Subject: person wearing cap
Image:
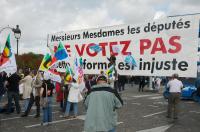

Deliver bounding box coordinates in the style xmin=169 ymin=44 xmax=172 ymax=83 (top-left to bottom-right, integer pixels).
xmin=84 ymin=75 xmax=123 ymax=132
xmin=166 ymin=73 xmax=183 ymax=119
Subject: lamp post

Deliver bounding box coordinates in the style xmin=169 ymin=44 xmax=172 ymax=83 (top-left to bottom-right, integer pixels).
xmin=12 ymin=25 xmax=21 ymax=55
xmin=0 ymin=25 xmax=21 ymax=55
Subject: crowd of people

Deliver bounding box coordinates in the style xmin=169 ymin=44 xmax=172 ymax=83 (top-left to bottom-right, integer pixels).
xmin=0 ymin=68 xmax=125 ymax=132
xmin=1 ymin=68 xmax=200 ymax=131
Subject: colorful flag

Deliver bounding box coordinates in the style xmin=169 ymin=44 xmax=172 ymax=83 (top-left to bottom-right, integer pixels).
xmin=0 ymin=34 xmax=17 ymax=75
xmin=0 ymin=34 xmax=12 ymax=66
xmin=73 ymin=56 xmax=84 ymax=82
xmin=39 ymin=53 xmax=52 ymax=71
xmin=112 ymin=45 xmax=120 ymax=53
xmin=65 ymin=64 xmax=73 ymax=82
xmin=49 ymin=42 xmax=69 ymax=72
xmin=125 ymin=54 xmax=137 ymax=67
xmin=89 ymin=44 xmax=102 ymax=53
xmin=54 ymin=42 xmax=68 ymax=60
xmin=106 ymin=65 xmax=114 ymax=78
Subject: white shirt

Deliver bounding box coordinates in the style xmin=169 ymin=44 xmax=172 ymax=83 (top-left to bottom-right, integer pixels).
xmin=167 ymin=79 xmax=183 ymax=93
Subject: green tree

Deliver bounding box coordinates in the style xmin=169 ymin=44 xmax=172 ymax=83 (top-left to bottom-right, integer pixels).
xmin=16 ymin=52 xmax=44 ymax=70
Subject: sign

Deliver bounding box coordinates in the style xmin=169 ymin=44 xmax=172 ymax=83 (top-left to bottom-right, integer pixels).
xmin=48 ymin=15 xmax=200 ymax=77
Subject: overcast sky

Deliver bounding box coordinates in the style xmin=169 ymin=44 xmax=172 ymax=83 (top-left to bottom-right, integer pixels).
xmin=0 ymin=0 xmax=200 ymax=55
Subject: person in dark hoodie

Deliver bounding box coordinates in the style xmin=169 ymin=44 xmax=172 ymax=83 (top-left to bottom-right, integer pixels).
xmin=6 ymin=72 xmax=21 ymax=114
xmin=0 ymin=71 xmax=6 ymax=112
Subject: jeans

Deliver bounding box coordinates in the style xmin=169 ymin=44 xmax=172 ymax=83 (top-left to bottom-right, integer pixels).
xmin=0 ymin=95 xmax=2 ymax=111
xmin=65 ymin=101 xmax=78 ymax=116
xmin=108 ymin=128 xmax=116 ymax=132
xmin=7 ymin=91 xmax=21 ymax=113
xmin=23 ymin=98 xmax=30 ymax=112
xmin=118 ymin=83 xmax=125 ymax=92
xmin=42 ymin=97 xmax=52 ymax=123
xmin=24 ymin=94 xmax=40 ymax=116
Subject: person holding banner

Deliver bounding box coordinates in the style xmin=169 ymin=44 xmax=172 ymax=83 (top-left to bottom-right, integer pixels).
xmin=64 ymin=78 xmax=83 ymax=119
xmin=40 ymin=73 xmax=54 ymax=125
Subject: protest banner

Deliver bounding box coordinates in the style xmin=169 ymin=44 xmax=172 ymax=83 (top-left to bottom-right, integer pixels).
xmin=48 ymin=15 xmax=200 ymax=77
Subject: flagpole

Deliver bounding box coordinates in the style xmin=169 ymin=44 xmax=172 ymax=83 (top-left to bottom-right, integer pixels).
xmin=47 ymin=34 xmax=49 ymax=47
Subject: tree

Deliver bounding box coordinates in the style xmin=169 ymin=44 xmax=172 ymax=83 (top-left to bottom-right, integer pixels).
xmin=16 ymin=52 xmax=43 ymax=71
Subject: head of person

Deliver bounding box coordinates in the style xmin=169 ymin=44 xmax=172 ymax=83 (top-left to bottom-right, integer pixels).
xmin=172 ymin=73 xmax=179 ymax=79
xmin=24 ymin=69 xmax=30 ymax=76
xmin=72 ymin=78 xmax=77 ymax=83
xmin=96 ymin=75 xmax=107 ymax=84
xmin=100 ymin=70 xmax=104 ymax=75
xmin=88 ymin=75 xmax=93 ymax=80
xmin=36 ymin=71 xmax=42 ymax=79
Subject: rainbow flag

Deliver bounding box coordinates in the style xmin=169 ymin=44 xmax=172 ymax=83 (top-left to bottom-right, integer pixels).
xmin=106 ymin=65 xmax=114 ymax=78
xmin=65 ymin=64 xmax=73 ymax=82
xmin=0 ymin=34 xmax=12 ymax=66
xmin=73 ymin=57 xmax=84 ymax=82
xmin=39 ymin=53 xmax=52 ymax=71
xmin=54 ymin=42 xmax=68 ymax=60
xmin=125 ymin=54 xmax=137 ymax=67
xmin=49 ymin=42 xmax=69 ymax=72
xmin=0 ymin=34 xmax=17 ymax=75
xmin=89 ymin=44 xmax=102 ymax=53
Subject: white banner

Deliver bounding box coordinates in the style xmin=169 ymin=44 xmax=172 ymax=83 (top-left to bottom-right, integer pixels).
xmin=48 ymin=15 xmax=200 ymax=77
xmin=44 ymin=71 xmax=61 ymax=83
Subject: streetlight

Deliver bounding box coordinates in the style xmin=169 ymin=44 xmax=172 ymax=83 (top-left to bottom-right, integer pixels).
xmin=12 ymin=25 xmax=21 ymax=55
xmin=0 ymin=25 xmax=21 ymax=55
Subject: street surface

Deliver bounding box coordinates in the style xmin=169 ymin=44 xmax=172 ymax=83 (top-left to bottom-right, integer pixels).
xmin=0 ymin=84 xmax=200 ymax=132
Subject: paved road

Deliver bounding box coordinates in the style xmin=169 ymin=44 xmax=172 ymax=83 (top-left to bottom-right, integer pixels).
xmin=0 ymin=84 xmax=200 ymax=132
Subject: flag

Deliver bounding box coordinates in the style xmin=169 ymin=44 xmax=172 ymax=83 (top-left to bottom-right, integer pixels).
xmin=73 ymin=56 xmax=84 ymax=82
xmin=39 ymin=53 xmax=61 ymax=82
xmin=54 ymin=42 xmax=68 ymax=60
xmin=112 ymin=45 xmax=120 ymax=53
xmin=49 ymin=42 xmax=69 ymax=72
xmin=106 ymin=65 xmax=114 ymax=78
xmin=39 ymin=53 xmax=52 ymax=71
xmin=0 ymin=34 xmax=17 ymax=75
xmin=79 ymin=57 xmax=83 ymax=67
xmin=0 ymin=34 xmax=12 ymax=66
xmin=89 ymin=44 xmax=102 ymax=53
xmin=65 ymin=64 xmax=73 ymax=82
xmin=125 ymin=54 xmax=137 ymax=67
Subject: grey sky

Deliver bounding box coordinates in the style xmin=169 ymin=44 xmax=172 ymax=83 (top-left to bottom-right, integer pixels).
xmin=0 ymin=0 xmax=200 ymax=54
